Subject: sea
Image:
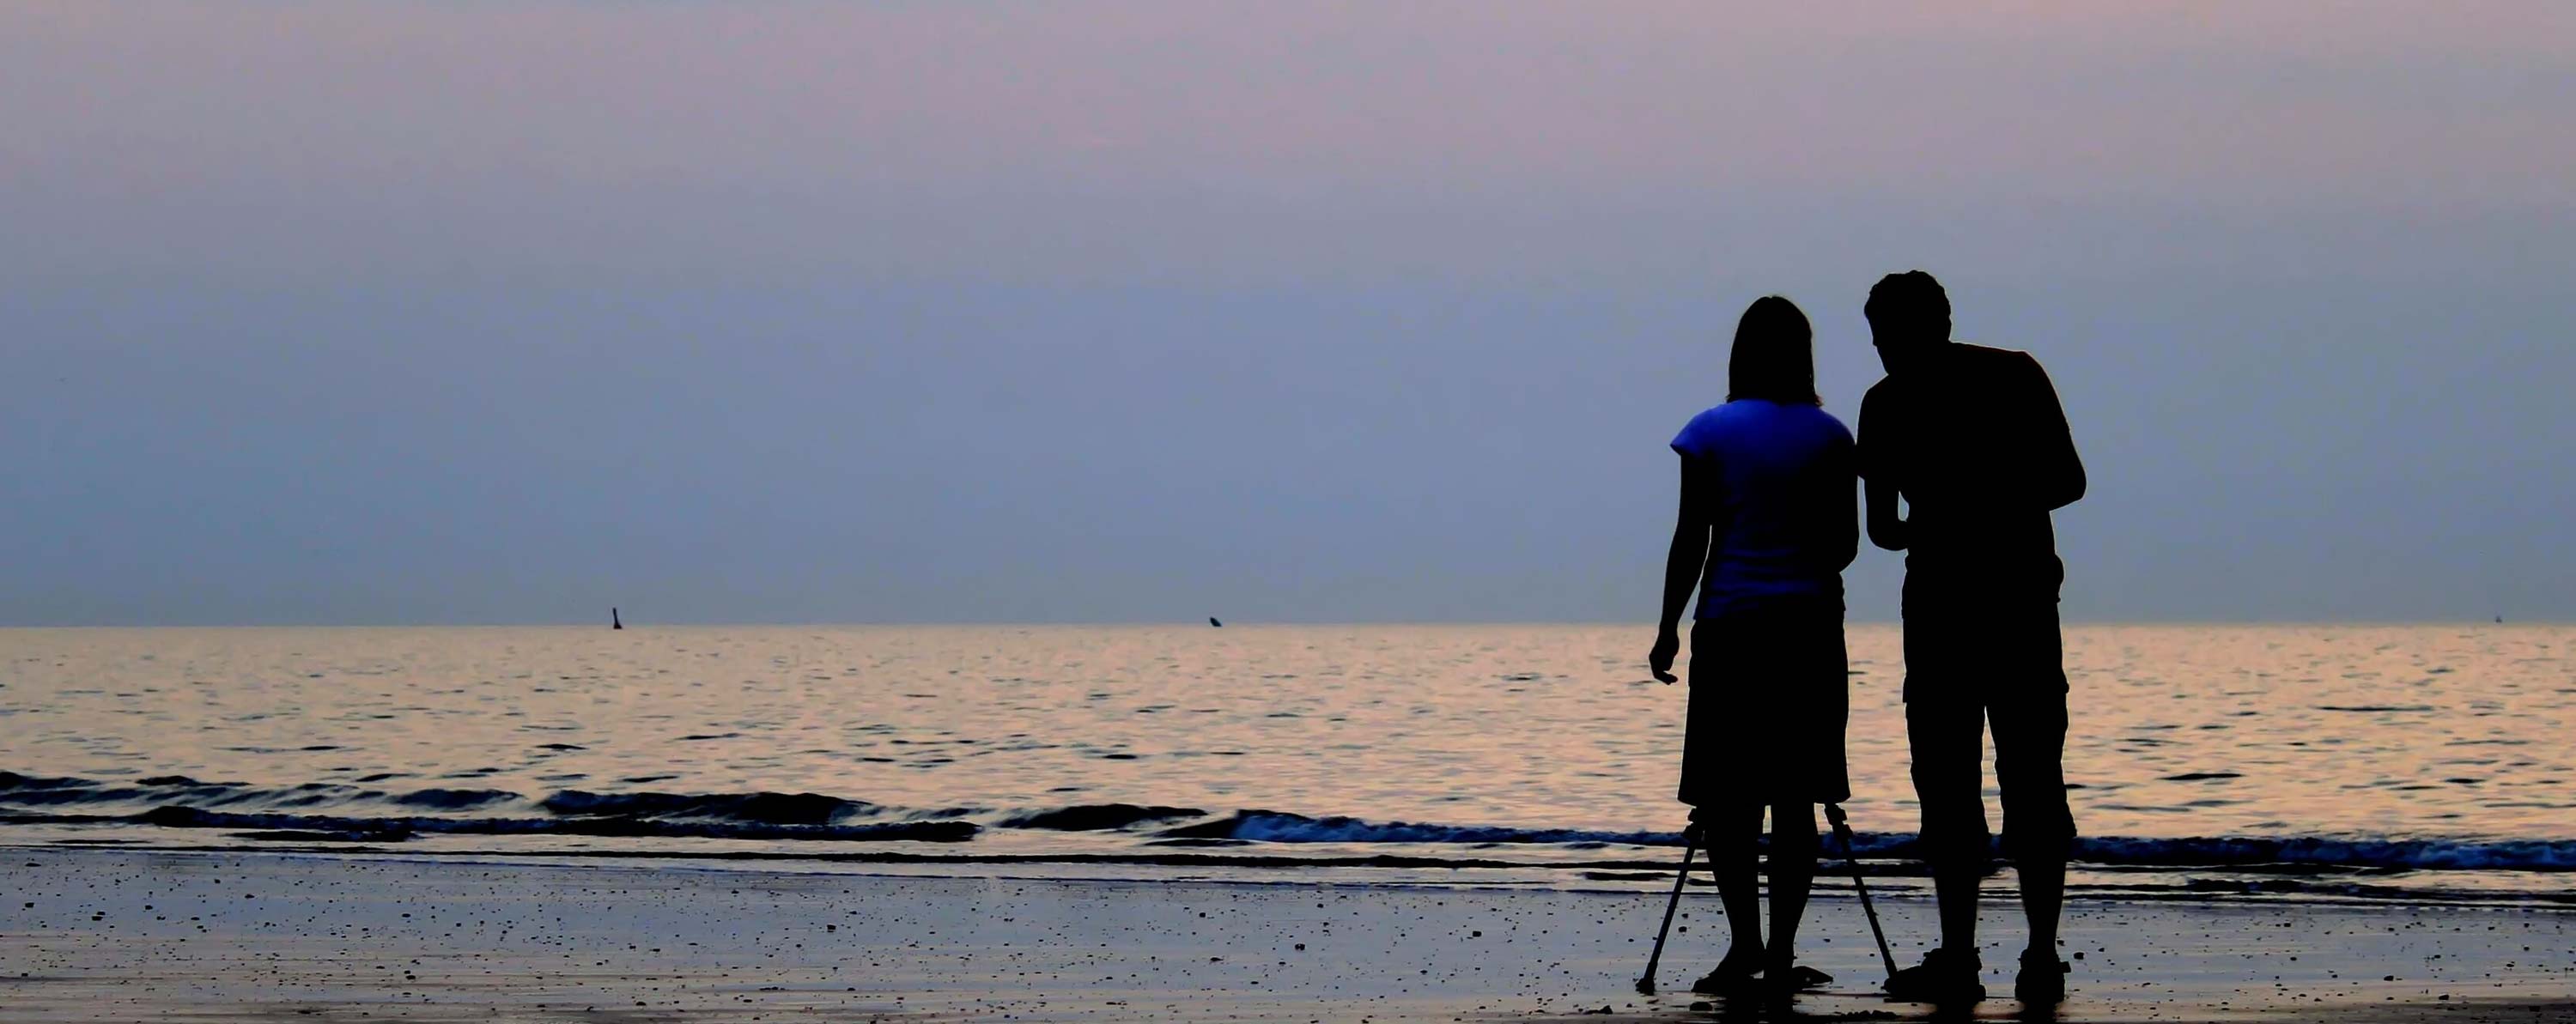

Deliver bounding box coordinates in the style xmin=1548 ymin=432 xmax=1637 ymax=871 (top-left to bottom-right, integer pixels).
xmin=3 ymin=625 xmax=2569 ymax=906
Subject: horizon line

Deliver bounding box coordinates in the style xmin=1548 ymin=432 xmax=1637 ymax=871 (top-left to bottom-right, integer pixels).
xmin=0 ymin=618 xmax=2558 ymax=630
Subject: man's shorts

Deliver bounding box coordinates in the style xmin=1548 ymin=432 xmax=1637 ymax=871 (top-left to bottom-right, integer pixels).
xmin=1903 ymin=603 xmax=2075 ymax=866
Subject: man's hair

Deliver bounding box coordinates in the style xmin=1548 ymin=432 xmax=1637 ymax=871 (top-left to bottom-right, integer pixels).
xmin=1863 ymin=270 xmax=1949 ymax=330
xmin=1727 ymin=295 xmax=1820 ymax=405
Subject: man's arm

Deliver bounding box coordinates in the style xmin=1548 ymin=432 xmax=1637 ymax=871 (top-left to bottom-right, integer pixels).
xmin=2025 ymin=354 xmax=2086 ymax=510
xmin=1824 ymin=435 xmax=1862 ymax=570
xmin=1864 ymin=475 xmax=1908 ymax=551
xmin=1649 ymin=456 xmax=1717 ymax=682
xmin=1856 ymin=389 xmax=1909 ymax=550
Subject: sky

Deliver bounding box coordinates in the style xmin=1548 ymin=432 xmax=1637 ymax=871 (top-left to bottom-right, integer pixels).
xmin=3 ymin=2 xmax=2571 ymax=625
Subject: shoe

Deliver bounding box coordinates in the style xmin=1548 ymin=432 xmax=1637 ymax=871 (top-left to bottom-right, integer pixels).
xmin=2014 ymin=948 xmax=2069 ymax=1004
xmin=1690 ymin=948 xmax=1762 ymax=996
xmin=1884 ymin=947 xmax=1984 ymax=1003
xmin=1772 ymin=962 xmax=1832 ymax=991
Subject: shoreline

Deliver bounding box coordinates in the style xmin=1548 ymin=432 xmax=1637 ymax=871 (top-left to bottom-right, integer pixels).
xmin=15 ymin=821 xmax=2576 ymax=912
xmin=3 ymin=847 xmax=2568 ymax=1022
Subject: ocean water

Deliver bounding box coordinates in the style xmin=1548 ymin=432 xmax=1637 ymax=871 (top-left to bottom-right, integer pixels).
xmin=2 ymin=625 xmax=2569 ymax=902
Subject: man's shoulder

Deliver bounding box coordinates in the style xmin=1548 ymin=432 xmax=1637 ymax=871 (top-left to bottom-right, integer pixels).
xmin=1956 ymin=342 xmax=2050 ymax=376
xmin=1857 ymin=377 xmax=1912 ymax=428
xmin=1860 ymin=376 xmax=1899 ymax=408
xmin=1954 ymin=341 xmax=2034 ymax=364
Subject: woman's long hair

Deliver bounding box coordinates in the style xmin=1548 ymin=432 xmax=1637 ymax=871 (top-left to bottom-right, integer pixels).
xmin=1726 ymin=295 xmax=1821 ymax=405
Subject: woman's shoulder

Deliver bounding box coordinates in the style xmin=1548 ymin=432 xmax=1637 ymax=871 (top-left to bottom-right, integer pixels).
xmin=1674 ymin=401 xmax=1850 ymax=456
xmin=1772 ymin=402 xmax=1855 ymax=444
xmin=1681 ymin=403 xmax=1735 ymax=427
xmin=1677 ymin=401 xmax=1783 ymax=440
xmin=1670 ymin=403 xmax=1734 ymax=457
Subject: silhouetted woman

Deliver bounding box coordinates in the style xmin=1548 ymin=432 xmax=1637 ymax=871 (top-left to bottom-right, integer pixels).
xmin=1647 ymin=295 xmax=1859 ymax=997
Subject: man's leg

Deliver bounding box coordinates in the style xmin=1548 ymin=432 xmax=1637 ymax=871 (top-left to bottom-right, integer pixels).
xmin=1993 ymin=609 xmax=2074 ymax=1000
xmin=1934 ymin=857 xmax=1984 ymax=953
xmin=2020 ymin=857 xmax=2064 ymax=952
xmin=1997 ymin=714 xmax=2069 ymax=957
xmin=1889 ymin=676 xmax=1991 ymax=1000
xmin=1910 ymin=695 xmax=1988 ymax=954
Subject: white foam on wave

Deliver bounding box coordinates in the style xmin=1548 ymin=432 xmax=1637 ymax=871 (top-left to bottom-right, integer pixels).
xmin=1182 ymin=810 xmax=2576 ymax=871
xmin=9 ymin=771 xmax=2572 ymax=872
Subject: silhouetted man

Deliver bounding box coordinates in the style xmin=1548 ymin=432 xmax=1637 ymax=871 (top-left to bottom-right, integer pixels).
xmin=1856 ymin=271 xmax=2084 ymax=1005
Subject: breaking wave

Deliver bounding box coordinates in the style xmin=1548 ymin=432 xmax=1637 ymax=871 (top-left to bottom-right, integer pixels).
xmin=4 ymin=772 xmax=2570 ymax=872
xmin=0 ymin=771 xmax=966 ymax=843
xmin=1163 ymin=809 xmax=2576 ymax=871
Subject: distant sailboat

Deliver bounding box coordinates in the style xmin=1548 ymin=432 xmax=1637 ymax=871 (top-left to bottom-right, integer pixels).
xmin=612 ymin=607 xmax=623 ymax=630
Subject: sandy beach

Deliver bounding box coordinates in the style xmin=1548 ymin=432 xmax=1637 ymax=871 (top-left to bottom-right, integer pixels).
xmin=1 ymin=848 xmax=2567 ymax=1022
xmin=14 ymin=0 xmax=2576 ymax=1015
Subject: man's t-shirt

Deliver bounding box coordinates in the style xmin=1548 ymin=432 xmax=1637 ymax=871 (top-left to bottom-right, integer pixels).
xmin=1856 ymin=342 xmax=2082 ymax=610
xmin=1670 ymin=398 xmax=1858 ymax=618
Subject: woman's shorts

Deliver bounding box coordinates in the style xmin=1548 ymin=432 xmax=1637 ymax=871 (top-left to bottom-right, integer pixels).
xmin=1679 ymin=599 xmax=1851 ymax=808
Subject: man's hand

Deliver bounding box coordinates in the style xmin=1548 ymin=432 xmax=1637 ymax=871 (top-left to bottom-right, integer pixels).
xmin=1649 ymin=630 xmax=1680 ymax=683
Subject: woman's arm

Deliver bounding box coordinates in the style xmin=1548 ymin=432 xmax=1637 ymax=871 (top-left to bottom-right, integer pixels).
xmin=1650 ymin=456 xmax=1716 ymax=682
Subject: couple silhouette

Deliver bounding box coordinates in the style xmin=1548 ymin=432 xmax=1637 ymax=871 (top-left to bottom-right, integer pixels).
xmin=1648 ymin=270 xmax=2085 ymax=1004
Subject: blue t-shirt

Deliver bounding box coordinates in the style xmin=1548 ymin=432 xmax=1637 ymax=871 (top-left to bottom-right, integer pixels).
xmin=1669 ymin=399 xmax=1860 ymax=617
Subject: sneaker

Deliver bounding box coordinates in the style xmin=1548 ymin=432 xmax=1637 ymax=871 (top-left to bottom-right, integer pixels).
xmin=1884 ymin=947 xmax=1984 ymax=1003
xmin=2015 ymin=948 xmax=2069 ymax=1004
xmin=1771 ymin=962 xmax=1833 ymax=991
xmin=1690 ymin=948 xmax=1762 ymax=996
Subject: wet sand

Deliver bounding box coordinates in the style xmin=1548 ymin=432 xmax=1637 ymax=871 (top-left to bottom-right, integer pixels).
xmin=0 ymin=849 xmax=2567 ymax=1022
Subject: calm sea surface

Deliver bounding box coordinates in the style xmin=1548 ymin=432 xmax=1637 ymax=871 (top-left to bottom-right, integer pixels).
xmin=3 ymin=625 xmax=2569 ymax=900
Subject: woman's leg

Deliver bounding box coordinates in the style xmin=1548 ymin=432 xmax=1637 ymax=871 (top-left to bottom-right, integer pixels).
xmin=1705 ymin=803 xmax=1766 ymax=966
xmin=1764 ymin=801 xmax=1820 ymax=976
